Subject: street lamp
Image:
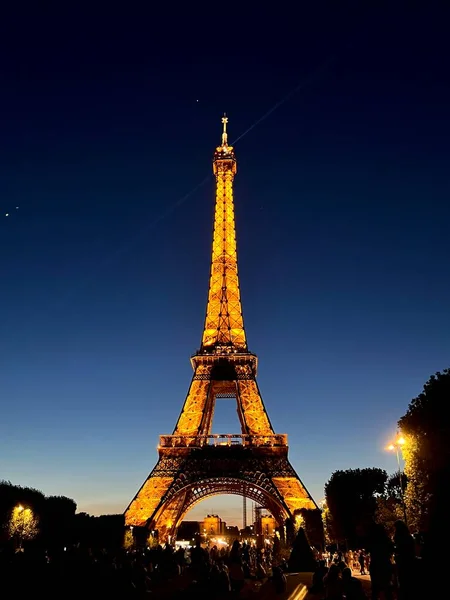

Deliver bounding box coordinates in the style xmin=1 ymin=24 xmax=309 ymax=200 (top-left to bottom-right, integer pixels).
xmin=386 ymin=435 xmax=407 ymax=523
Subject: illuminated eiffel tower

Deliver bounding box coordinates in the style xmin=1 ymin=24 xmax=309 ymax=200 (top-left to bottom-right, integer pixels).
xmin=125 ymin=116 xmax=317 ymax=541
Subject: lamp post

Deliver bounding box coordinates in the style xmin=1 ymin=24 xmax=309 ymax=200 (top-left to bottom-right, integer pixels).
xmin=386 ymin=435 xmax=407 ymax=524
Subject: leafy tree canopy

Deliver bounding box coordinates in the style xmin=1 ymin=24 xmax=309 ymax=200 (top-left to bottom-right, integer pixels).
xmin=399 ymin=368 xmax=450 ymax=468
xmin=398 ymin=368 xmax=450 ymax=539
xmin=325 ymin=468 xmax=387 ymax=548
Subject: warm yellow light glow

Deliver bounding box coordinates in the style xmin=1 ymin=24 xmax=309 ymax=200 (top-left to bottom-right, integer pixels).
xmin=294 ymin=513 xmax=305 ymax=531
xmin=125 ymin=477 xmax=174 ymax=527
xmin=236 ymin=372 xmax=274 ymax=436
xmin=291 ymin=584 xmax=308 ymax=600
xmin=172 ymin=367 xmax=211 ymax=436
xmin=123 ymin=118 xmax=319 ymax=540
xmin=201 ymin=124 xmax=246 ymax=351
xmin=221 ymin=114 xmax=228 ymax=146
xmin=9 ymin=505 xmax=39 ymax=545
xmin=172 ymin=118 xmax=275 ymax=438
xmin=272 ymin=477 xmax=317 ymax=513
xmin=123 ymin=528 xmax=134 ymax=550
xmin=386 ymin=434 xmax=406 ymax=451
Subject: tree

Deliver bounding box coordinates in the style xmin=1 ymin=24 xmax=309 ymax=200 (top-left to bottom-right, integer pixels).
xmin=295 ymin=509 xmax=325 ymax=551
xmin=374 ymin=472 xmax=409 ymax=536
xmin=285 ymin=517 xmax=296 ymax=547
xmin=325 ymin=468 xmax=387 ymax=548
xmin=0 ymin=481 xmax=79 ymax=550
xmin=0 ymin=481 xmax=45 ymax=534
xmin=375 ymin=497 xmax=400 ymax=538
xmin=147 ymin=530 xmax=158 ymax=549
xmin=287 ymin=527 xmax=317 ymax=572
xmin=73 ymin=513 xmax=125 ymax=549
xmin=398 ymin=368 xmax=450 ymax=545
xmin=42 ymin=495 xmax=77 ymax=550
xmin=8 ymin=505 xmax=39 ymax=548
xmin=386 ymin=472 xmax=408 ymax=503
xmin=293 ymin=511 xmax=305 ymax=533
xmin=123 ymin=527 xmax=134 ymax=550
xmin=322 ymin=504 xmax=331 ymax=546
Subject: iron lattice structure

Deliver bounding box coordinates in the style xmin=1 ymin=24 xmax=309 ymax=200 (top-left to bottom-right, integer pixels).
xmin=125 ymin=117 xmax=317 ymax=540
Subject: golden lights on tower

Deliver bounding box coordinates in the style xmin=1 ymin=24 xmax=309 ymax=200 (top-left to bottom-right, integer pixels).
xmin=201 ymin=114 xmax=246 ymax=351
xmin=124 ymin=116 xmax=318 ymax=534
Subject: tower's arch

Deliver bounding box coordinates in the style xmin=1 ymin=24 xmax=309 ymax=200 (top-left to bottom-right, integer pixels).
xmin=150 ymin=477 xmax=289 ymax=539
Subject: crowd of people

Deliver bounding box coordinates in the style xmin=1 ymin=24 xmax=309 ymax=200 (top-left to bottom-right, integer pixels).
xmin=0 ymin=519 xmax=424 ymax=599
xmin=0 ymin=538 xmax=286 ymax=599
xmin=310 ymin=520 xmax=421 ymax=599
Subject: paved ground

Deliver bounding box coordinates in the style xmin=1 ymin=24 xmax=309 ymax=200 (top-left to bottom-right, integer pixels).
xmin=270 ymin=572 xmax=372 ymax=599
xmin=152 ymin=570 xmax=373 ymax=599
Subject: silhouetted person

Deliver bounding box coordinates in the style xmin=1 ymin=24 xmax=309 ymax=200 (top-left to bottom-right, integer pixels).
xmin=367 ymin=523 xmax=394 ymax=600
xmin=216 ymin=560 xmax=231 ymax=594
xmin=323 ymin=563 xmax=344 ymax=599
xmin=342 ymin=567 xmax=366 ymax=599
xmin=271 ymin=566 xmax=286 ymax=595
xmin=358 ymin=551 xmax=366 ymax=575
xmin=393 ymin=520 xmax=416 ymax=599
xmin=309 ymin=559 xmax=328 ymax=594
xmin=337 ymin=560 xmax=347 ymax=573
xmin=228 ymin=540 xmax=244 ymax=593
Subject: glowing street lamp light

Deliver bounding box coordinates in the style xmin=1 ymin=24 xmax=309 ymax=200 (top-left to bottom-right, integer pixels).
xmin=386 ymin=434 xmax=408 ymax=524
xmin=10 ymin=504 xmax=38 ymax=550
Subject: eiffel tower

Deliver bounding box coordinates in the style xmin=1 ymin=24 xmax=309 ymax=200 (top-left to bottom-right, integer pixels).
xmin=125 ymin=116 xmax=317 ymax=540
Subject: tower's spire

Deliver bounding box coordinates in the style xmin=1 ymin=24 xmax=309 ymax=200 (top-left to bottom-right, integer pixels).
xmin=221 ymin=113 xmax=228 ymax=146
xmin=201 ymin=115 xmax=246 ymax=352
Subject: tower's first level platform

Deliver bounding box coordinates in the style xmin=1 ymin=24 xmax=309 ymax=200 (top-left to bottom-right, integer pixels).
xmin=158 ymin=433 xmax=287 ymax=451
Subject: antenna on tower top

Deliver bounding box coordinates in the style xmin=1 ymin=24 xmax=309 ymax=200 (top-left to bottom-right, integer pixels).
xmin=221 ymin=113 xmax=228 ymax=146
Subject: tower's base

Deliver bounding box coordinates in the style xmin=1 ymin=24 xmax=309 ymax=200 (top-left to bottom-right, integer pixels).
xmin=125 ymin=437 xmax=316 ymax=542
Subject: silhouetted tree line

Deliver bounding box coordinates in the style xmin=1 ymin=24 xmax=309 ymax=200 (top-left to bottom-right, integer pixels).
xmin=0 ymin=481 xmax=124 ymax=551
xmin=323 ymin=366 xmax=450 ymax=560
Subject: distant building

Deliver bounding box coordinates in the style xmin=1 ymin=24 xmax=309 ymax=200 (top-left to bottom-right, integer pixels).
xmin=225 ymin=525 xmax=240 ymax=539
xmin=241 ymin=525 xmax=255 ymax=538
xmin=200 ymin=514 xmax=226 ymax=536
xmin=259 ymin=515 xmax=276 ymax=537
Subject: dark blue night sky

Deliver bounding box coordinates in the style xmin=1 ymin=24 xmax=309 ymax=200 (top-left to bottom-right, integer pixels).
xmin=1 ymin=5 xmax=449 ymax=524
